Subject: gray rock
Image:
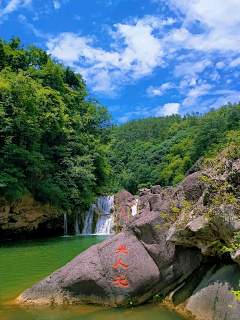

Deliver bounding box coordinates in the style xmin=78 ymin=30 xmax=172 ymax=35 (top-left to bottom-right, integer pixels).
xmin=138 ymin=188 xmax=151 ymax=197
xmin=115 ymin=190 xmax=134 ymax=208
xmin=138 ymin=194 xmax=151 ymax=210
xmin=167 ymin=216 xmax=220 ymax=255
xmin=151 ymin=185 xmax=162 ymax=194
xmin=114 ymin=190 xmax=135 ymax=232
xmin=213 ymin=205 xmax=240 ymax=246
xmin=167 ymin=205 xmax=240 ymax=259
xmin=115 ymin=205 xmax=131 ymax=228
xmin=17 ymin=209 xmax=203 ymax=307
xmin=176 ymin=171 xmax=205 ymax=202
xmin=186 ymin=263 xmax=240 ymax=320
xmin=231 ymin=250 xmax=240 ymax=265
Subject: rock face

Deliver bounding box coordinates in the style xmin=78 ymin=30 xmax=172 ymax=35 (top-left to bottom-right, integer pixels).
xmin=18 ymin=209 xmax=203 ymax=307
xmin=114 ymin=189 xmax=138 ymax=232
xmin=0 ymin=194 xmax=63 ymax=240
xmin=17 ymin=153 xmax=240 ymax=320
xmin=185 ymin=263 xmax=240 ymax=320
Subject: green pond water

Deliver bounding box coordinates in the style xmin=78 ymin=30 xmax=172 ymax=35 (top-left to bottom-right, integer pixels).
xmin=0 ymin=235 xmax=188 ymax=320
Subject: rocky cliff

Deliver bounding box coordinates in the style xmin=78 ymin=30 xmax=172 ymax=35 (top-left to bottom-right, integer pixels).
xmin=17 ymin=149 xmax=240 ymax=320
xmin=0 ymin=194 xmax=64 ymax=240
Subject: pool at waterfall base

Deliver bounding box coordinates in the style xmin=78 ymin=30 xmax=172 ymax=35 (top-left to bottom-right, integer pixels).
xmin=0 ymin=235 xmax=188 ymax=320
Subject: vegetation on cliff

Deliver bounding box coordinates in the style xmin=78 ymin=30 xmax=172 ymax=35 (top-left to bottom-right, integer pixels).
xmin=0 ymin=37 xmax=112 ymax=211
xmin=1 ymin=37 xmax=240 ymax=212
xmin=107 ymin=103 xmax=240 ymax=194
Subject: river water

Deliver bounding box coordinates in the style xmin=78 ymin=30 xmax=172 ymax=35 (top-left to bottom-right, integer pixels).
xmin=0 ymin=235 xmax=188 ymax=320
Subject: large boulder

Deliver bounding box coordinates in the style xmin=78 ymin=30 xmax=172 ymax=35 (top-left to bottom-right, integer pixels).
xmin=114 ymin=190 xmax=134 ymax=208
xmin=114 ymin=190 xmax=138 ymax=232
xmin=17 ymin=209 xmax=203 ymax=307
xmin=167 ymin=204 xmax=240 ymax=258
xmin=185 ymin=263 xmax=240 ymax=320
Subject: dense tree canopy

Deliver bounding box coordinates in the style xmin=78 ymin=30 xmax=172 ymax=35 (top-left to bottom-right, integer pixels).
xmin=107 ymin=103 xmax=240 ymax=194
xmin=1 ymin=37 xmax=240 ymax=206
xmin=0 ymin=37 xmax=112 ymax=211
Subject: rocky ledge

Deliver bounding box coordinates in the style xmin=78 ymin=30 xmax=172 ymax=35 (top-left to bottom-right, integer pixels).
xmin=17 ymin=151 xmax=240 ymax=320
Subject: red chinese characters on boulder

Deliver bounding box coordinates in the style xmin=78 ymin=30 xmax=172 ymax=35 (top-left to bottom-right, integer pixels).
xmin=113 ymin=258 xmax=129 ymax=269
xmin=112 ymin=274 xmax=129 ymax=287
xmin=112 ymin=244 xmax=130 ymax=288
xmin=122 ymin=207 xmax=128 ymax=220
xmin=115 ymin=244 xmax=129 ymax=254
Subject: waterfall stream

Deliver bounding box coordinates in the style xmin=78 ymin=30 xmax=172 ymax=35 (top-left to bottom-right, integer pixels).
xmin=131 ymin=199 xmax=138 ymax=216
xmin=75 ymin=212 xmax=80 ymax=235
xmin=82 ymin=196 xmax=114 ymax=235
xmin=82 ymin=204 xmax=96 ymax=234
xmin=95 ymin=195 xmax=114 ymax=234
xmin=63 ymin=213 xmax=68 ymax=236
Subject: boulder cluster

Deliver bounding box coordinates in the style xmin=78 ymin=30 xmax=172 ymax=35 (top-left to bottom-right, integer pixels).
xmin=17 ymin=154 xmax=240 ymax=320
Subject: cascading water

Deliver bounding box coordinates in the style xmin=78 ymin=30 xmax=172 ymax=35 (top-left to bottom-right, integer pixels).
xmin=63 ymin=213 xmax=68 ymax=236
xmin=75 ymin=211 xmax=80 ymax=235
xmin=82 ymin=204 xmax=96 ymax=234
xmin=131 ymin=199 xmax=138 ymax=216
xmin=82 ymin=196 xmax=115 ymax=235
xmin=94 ymin=195 xmax=115 ymax=234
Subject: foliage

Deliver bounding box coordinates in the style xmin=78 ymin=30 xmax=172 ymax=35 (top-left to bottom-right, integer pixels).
xmin=231 ymin=281 xmax=240 ymax=301
xmin=106 ymin=102 xmax=240 ymax=194
xmin=0 ymin=37 xmax=112 ymax=211
xmin=152 ymin=293 xmax=165 ymax=304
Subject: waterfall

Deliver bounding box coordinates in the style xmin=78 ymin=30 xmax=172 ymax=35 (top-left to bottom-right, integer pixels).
xmin=75 ymin=211 xmax=80 ymax=235
xmin=82 ymin=204 xmax=96 ymax=234
xmin=131 ymin=199 xmax=138 ymax=216
xmin=63 ymin=213 xmax=68 ymax=236
xmin=82 ymin=195 xmax=115 ymax=235
xmin=95 ymin=195 xmax=114 ymax=234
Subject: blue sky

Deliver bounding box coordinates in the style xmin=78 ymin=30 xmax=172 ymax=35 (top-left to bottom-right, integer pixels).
xmin=1 ymin=0 xmax=240 ymax=124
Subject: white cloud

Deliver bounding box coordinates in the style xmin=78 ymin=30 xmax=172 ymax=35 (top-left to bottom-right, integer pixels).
xmin=118 ymin=106 xmax=150 ymax=123
xmin=53 ymin=1 xmax=60 ymax=9
xmin=118 ymin=114 xmax=132 ymax=123
xmin=174 ymin=60 xmax=211 ymax=77
xmin=18 ymin=13 xmax=26 ymax=22
xmin=23 ymin=0 xmax=32 ymax=5
xmin=162 ymin=17 xmax=176 ymax=26
xmin=74 ymin=15 xmax=83 ymax=21
xmin=154 ymin=103 xmax=180 ymax=116
xmin=227 ymin=79 xmax=232 ymax=84
xmin=46 ymin=16 xmax=164 ymax=94
xmin=215 ymin=61 xmax=225 ymax=69
xmin=1 ymin=0 xmax=21 ymax=15
xmin=208 ymin=91 xmax=240 ymax=110
xmin=230 ymin=57 xmax=240 ymax=68
xmin=163 ymin=0 xmax=240 ymax=53
xmin=147 ymin=82 xmax=175 ymax=97
xmin=182 ymin=83 xmax=212 ymax=107
xmin=210 ymin=71 xmax=220 ymax=82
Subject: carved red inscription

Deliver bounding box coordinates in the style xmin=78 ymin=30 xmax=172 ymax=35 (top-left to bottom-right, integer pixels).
xmin=113 ymin=258 xmax=129 ymax=269
xmin=115 ymin=245 xmax=129 ymax=254
xmin=112 ymin=274 xmax=129 ymax=287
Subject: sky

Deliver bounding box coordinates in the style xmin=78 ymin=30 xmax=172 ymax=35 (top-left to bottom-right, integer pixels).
xmin=1 ymin=0 xmax=240 ymax=124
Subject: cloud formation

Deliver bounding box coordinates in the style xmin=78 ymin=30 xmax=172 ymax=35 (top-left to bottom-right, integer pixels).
xmin=46 ymin=16 xmax=164 ymax=94
xmin=154 ymin=103 xmax=180 ymax=116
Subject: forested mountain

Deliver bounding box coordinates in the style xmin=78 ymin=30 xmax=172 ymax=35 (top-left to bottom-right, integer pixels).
xmin=1 ymin=37 xmax=240 ymax=208
xmin=107 ymin=104 xmax=240 ymax=194
xmin=0 ymin=37 xmax=112 ymax=211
